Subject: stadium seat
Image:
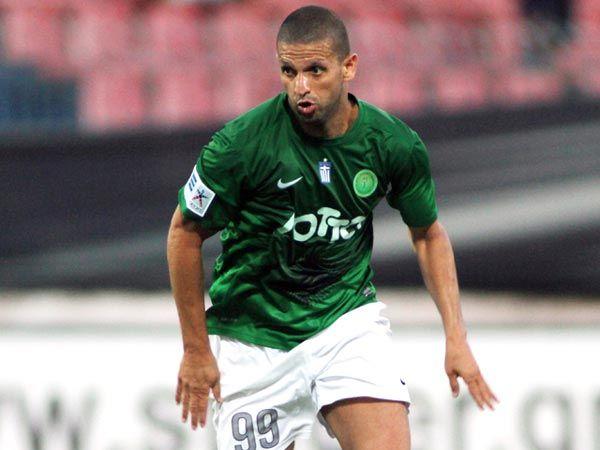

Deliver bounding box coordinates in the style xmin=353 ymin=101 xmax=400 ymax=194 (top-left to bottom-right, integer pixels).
xmin=348 ymin=18 xmax=412 ymax=69
xmin=0 ymin=65 xmax=40 ymax=125
xmin=453 ymin=0 xmax=519 ymax=19
xmin=569 ymin=23 xmax=600 ymax=95
xmin=492 ymin=69 xmax=565 ymax=105
xmin=322 ymin=0 xmax=398 ymax=19
xmin=485 ymin=20 xmax=524 ymax=69
xmin=568 ymin=21 xmax=600 ymax=65
xmin=300 ymin=0 xmax=355 ymax=17
xmin=401 ymin=0 xmax=452 ymax=19
xmin=354 ymin=67 xmax=427 ymax=114
xmin=576 ymin=65 xmax=600 ymax=96
xmin=251 ymin=0 xmax=353 ymax=19
xmin=79 ymin=66 xmax=146 ymax=130
xmin=436 ymin=21 xmax=488 ymax=66
xmin=63 ymin=2 xmax=133 ymax=70
xmin=402 ymin=0 xmax=518 ymax=20
xmin=0 ymin=0 xmax=68 ymax=7
xmin=206 ymin=3 xmax=278 ymax=120
xmin=141 ymin=3 xmax=206 ymax=67
xmin=574 ymin=0 xmax=600 ymax=22
xmin=209 ymin=59 xmax=281 ymax=121
xmin=210 ymin=4 xmax=273 ymax=60
xmin=1 ymin=8 xmax=66 ymax=72
xmin=407 ymin=21 xmax=447 ymax=72
xmin=209 ymin=71 xmax=254 ymax=120
xmin=149 ymin=64 xmax=213 ymax=127
xmin=431 ymin=66 xmax=489 ymax=112
xmin=0 ymin=64 xmax=77 ymax=127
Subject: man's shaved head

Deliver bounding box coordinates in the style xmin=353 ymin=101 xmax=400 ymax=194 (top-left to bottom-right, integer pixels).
xmin=276 ymin=5 xmax=350 ymax=61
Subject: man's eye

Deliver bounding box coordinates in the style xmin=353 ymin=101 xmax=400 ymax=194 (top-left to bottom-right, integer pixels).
xmin=311 ymin=66 xmax=324 ymax=74
xmin=281 ymin=67 xmax=294 ymax=75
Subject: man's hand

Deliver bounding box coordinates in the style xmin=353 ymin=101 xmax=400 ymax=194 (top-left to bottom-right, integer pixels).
xmin=176 ymin=349 xmax=223 ymax=430
xmin=445 ymin=336 xmax=497 ymax=410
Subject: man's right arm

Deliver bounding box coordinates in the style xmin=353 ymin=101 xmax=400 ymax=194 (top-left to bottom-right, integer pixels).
xmin=167 ymin=205 xmax=221 ymax=430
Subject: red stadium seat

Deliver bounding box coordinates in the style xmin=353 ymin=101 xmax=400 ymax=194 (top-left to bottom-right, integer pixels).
xmin=210 ymin=4 xmax=273 ymax=60
xmin=250 ymin=0 xmax=352 ymax=19
xmin=149 ymin=64 xmax=213 ymax=127
xmin=348 ymin=18 xmax=412 ymax=69
xmin=407 ymin=21 xmax=448 ymax=72
xmin=349 ymin=18 xmax=428 ymax=113
xmin=386 ymin=72 xmax=428 ymax=114
xmin=1 ymin=8 xmax=67 ymax=72
xmin=354 ymin=66 xmax=427 ymax=114
xmin=79 ymin=66 xmax=146 ymax=130
xmin=492 ymin=69 xmax=566 ymax=105
xmin=569 ymin=23 xmax=600 ymax=95
xmin=141 ymin=3 xmax=206 ymax=67
xmin=209 ymin=58 xmax=281 ymax=121
xmin=566 ymin=21 xmax=600 ymax=66
xmin=63 ymin=2 xmax=133 ymax=70
xmin=301 ymin=0 xmax=355 ymax=17
xmin=246 ymin=0 xmax=304 ymax=19
xmin=0 ymin=0 xmax=68 ymax=7
xmin=453 ymin=0 xmax=520 ymax=19
xmin=557 ymin=23 xmax=600 ymax=96
xmin=402 ymin=0 xmax=518 ymax=20
xmin=485 ymin=20 xmax=524 ymax=69
xmin=210 ymin=71 xmax=256 ymax=121
xmin=401 ymin=0 xmax=453 ymax=19
xmin=431 ymin=66 xmax=489 ymax=111
xmin=335 ymin=0 xmax=395 ymax=19
xmin=576 ymin=65 xmax=600 ymax=96
xmin=574 ymin=0 xmax=600 ymax=22
xmin=436 ymin=21 xmax=490 ymax=66
xmin=206 ymin=3 xmax=280 ymax=120
xmin=192 ymin=2 xmax=319 ymax=120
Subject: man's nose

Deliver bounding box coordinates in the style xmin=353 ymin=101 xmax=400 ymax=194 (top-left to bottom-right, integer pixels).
xmin=294 ymin=74 xmax=310 ymax=96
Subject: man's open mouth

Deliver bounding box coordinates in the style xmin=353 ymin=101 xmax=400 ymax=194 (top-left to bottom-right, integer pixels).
xmin=297 ymin=100 xmax=317 ymax=116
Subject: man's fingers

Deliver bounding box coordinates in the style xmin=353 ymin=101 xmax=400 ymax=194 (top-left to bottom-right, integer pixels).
xmin=181 ymin=384 xmax=212 ymax=430
xmin=448 ymin=372 xmax=460 ymax=398
xmin=490 ymin=388 xmax=499 ymax=404
xmin=465 ymin=374 xmax=498 ymax=410
xmin=466 ymin=377 xmax=485 ymax=409
xmin=197 ymin=388 xmax=210 ymax=428
xmin=175 ymin=378 xmax=183 ymax=404
xmin=478 ymin=377 xmax=499 ymax=410
xmin=181 ymin=385 xmax=190 ymax=423
xmin=190 ymin=390 xmax=200 ymax=430
xmin=213 ymin=381 xmax=223 ymax=403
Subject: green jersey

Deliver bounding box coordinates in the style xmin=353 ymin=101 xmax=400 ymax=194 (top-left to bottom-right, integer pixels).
xmin=179 ymin=93 xmax=437 ymax=350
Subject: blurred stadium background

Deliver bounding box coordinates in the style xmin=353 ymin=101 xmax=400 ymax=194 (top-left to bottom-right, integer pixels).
xmin=1 ymin=0 xmax=599 ymax=449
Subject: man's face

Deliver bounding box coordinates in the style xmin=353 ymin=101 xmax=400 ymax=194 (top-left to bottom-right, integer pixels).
xmin=277 ymin=39 xmax=356 ymax=124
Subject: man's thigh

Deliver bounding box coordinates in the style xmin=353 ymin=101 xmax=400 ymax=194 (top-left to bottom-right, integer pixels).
xmin=321 ymin=397 xmax=410 ymax=450
xmin=210 ymin=336 xmax=314 ymax=450
xmin=309 ymin=303 xmax=410 ymax=429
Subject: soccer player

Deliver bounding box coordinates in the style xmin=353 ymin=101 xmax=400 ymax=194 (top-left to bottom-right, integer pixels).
xmin=167 ymin=5 xmax=497 ymax=450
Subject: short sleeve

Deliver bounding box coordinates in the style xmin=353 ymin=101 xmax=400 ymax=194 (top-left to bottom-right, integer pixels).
xmin=386 ymin=133 xmax=438 ymax=227
xmin=178 ymin=129 xmax=246 ymax=230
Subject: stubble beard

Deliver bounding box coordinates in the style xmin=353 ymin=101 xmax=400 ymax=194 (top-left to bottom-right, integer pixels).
xmin=292 ymin=87 xmax=345 ymax=126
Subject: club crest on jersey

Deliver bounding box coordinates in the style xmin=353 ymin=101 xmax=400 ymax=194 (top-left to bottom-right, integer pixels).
xmin=184 ymin=166 xmax=215 ymax=217
xmin=353 ymin=169 xmax=378 ymax=198
xmin=318 ymin=159 xmax=332 ymax=184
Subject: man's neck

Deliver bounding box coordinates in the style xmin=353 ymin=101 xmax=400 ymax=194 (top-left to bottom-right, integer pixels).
xmin=299 ymin=94 xmax=358 ymax=139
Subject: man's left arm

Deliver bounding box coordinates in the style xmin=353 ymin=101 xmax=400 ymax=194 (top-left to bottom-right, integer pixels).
xmin=409 ymin=219 xmax=498 ymax=410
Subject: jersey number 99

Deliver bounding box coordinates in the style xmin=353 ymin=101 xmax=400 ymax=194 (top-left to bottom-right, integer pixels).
xmin=232 ymin=409 xmax=280 ymax=449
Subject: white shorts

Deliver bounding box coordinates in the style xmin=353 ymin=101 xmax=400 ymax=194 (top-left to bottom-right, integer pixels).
xmin=209 ymin=301 xmax=410 ymax=450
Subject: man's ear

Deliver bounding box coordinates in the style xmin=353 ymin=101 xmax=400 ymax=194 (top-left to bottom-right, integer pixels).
xmin=343 ymin=53 xmax=358 ymax=81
